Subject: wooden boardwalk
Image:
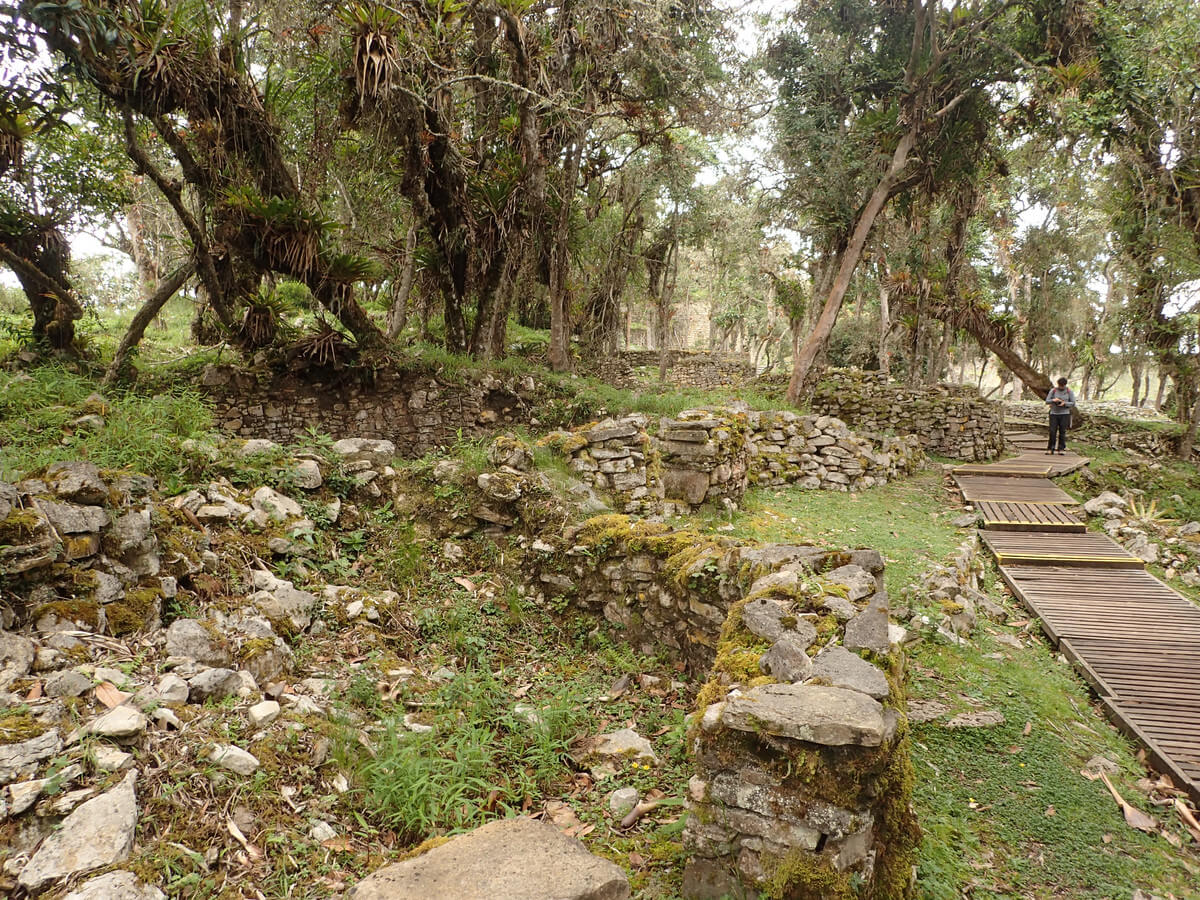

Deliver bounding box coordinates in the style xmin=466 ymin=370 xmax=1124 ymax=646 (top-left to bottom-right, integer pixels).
xmin=954 ymin=474 xmax=1076 ymax=505
xmin=976 ymin=500 xmax=1085 ymax=533
xmin=957 ymin=452 xmax=1200 ymax=803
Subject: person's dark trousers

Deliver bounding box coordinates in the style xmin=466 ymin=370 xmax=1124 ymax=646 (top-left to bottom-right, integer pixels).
xmin=1047 ymin=415 xmax=1068 ymax=451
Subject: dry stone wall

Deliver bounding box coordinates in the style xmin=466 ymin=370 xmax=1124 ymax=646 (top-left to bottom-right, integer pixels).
xmin=200 ymin=365 xmax=544 ymax=456
xmin=808 ymin=369 xmax=1004 ymax=461
xmin=540 ymin=408 xmax=923 ymax=514
xmin=590 ymin=351 xmax=756 ymax=390
xmin=525 ymin=512 xmax=915 ymax=899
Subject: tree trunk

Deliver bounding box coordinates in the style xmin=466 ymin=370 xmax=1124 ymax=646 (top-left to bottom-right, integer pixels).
xmin=964 ymin=325 xmax=1053 ymax=400
xmin=1130 ymin=359 xmax=1143 ymax=407
xmin=548 ymin=140 xmax=583 ymax=372
xmin=0 ymin=234 xmax=81 ymax=351
xmin=103 ymin=261 xmax=195 ymax=386
xmin=386 ymin=224 xmax=418 ymax=340
xmin=1180 ymin=392 xmax=1200 ymax=460
xmin=878 ymin=283 xmax=891 ymax=375
xmin=786 ymin=129 xmax=916 ymax=403
xmin=927 ymin=321 xmax=951 ymax=385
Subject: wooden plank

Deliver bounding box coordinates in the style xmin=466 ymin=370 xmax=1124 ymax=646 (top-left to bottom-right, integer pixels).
xmin=997 ymin=562 xmax=1200 ymax=804
xmin=954 ymin=475 xmax=1076 ymax=504
xmin=981 ymin=531 xmax=1143 ymax=568
xmin=977 ymin=500 xmax=1085 ymax=533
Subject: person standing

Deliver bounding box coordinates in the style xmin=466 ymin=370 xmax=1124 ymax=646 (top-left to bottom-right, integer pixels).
xmin=1045 ymin=377 xmax=1075 ymax=454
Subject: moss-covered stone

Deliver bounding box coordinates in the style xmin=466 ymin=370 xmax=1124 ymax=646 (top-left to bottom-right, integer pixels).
xmin=106 ymin=585 xmax=162 ymax=636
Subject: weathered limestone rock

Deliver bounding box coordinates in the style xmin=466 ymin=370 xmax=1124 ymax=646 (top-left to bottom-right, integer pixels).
xmin=237 ymin=438 xmax=280 ymax=457
xmin=63 ymin=871 xmax=166 ymax=900
xmin=741 ymin=597 xmax=806 ymax=644
xmin=208 ymin=744 xmax=260 ymax=775
xmin=810 ymin=646 xmax=890 ymax=700
xmin=573 ymin=728 xmax=658 ymax=771
xmin=248 ymin=700 xmax=281 ymax=727
xmin=248 ymin=582 xmax=315 ymax=632
xmin=823 ymin=564 xmax=876 ymax=602
xmin=477 ymin=471 xmax=523 ymax=502
xmin=155 ymin=674 xmax=190 ymax=704
xmin=758 ymin=633 xmax=814 ymax=682
xmin=487 ymin=435 xmax=534 ymax=471
xmin=18 ymin=769 xmax=138 ymax=892
xmin=187 ymin=668 xmax=242 ymax=702
xmin=720 ymin=684 xmax=887 ymax=747
xmin=292 ymin=459 xmax=323 ymax=490
xmin=87 ymin=705 xmax=148 ymax=741
xmin=39 ymin=500 xmax=109 ymax=535
xmin=0 ymin=632 xmax=35 ymax=689
xmin=251 ymin=486 xmax=304 ymax=522
xmin=347 ymin=816 xmax=630 ymax=900
xmin=45 ymin=669 xmax=92 ymax=698
xmin=166 ymin=618 xmax=232 ymax=666
xmin=0 ymin=730 xmax=61 ymax=784
xmin=45 ymin=461 xmax=108 ymax=505
xmin=332 ymin=438 xmax=396 ymax=467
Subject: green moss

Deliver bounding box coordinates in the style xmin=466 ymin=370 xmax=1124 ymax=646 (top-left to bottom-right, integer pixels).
xmin=764 ymin=848 xmax=854 ymax=900
xmin=239 ymin=637 xmax=277 ymax=661
xmin=35 ymin=599 xmax=102 ymax=629
xmin=0 ymin=711 xmax=49 ymax=742
xmin=106 ymin=586 xmax=162 ymax=636
xmin=0 ymin=508 xmax=46 ymax=544
xmin=868 ymin=734 xmax=919 ymax=899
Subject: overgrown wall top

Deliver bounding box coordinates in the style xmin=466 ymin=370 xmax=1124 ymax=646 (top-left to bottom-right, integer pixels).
xmin=590 ymin=351 xmax=756 ymax=390
xmin=200 ymin=365 xmax=546 ymax=456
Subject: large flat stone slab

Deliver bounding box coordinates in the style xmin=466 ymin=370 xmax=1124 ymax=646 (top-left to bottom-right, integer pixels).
xmin=720 ymin=684 xmax=886 ymax=747
xmin=19 ymin=769 xmax=138 ymax=891
xmin=347 ymin=816 xmax=630 ymax=900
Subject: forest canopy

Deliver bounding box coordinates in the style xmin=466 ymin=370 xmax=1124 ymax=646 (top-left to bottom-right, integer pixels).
xmin=1 ymin=0 xmax=1198 ymax=447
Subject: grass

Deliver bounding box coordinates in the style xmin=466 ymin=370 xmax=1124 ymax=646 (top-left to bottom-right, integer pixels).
xmin=692 ymin=467 xmax=966 ymax=594
xmin=0 ymin=365 xmax=212 ymax=484
xmin=1065 ymin=440 xmax=1200 ymax=524
xmin=689 ymin=465 xmax=1200 ymax=898
xmin=910 ymin=618 xmax=1199 ymax=898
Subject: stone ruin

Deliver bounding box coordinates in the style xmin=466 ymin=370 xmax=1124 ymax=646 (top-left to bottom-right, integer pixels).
xmin=589 ymin=350 xmax=757 ymax=390
xmin=527 ymin=516 xmax=917 ymax=898
xmin=808 ymin=368 xmax=1004 ymax=462
xmin=542 ymin=407 xmax=923 ymax=514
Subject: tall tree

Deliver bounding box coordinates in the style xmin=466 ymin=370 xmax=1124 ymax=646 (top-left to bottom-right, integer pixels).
xmin=769 ymin=0 xmax=1066 ymax=403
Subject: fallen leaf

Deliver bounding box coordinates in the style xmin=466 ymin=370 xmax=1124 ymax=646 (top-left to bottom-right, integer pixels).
xmin=95 ymin=682 xmax=130 ymax=709
xmin=628 ymin=851 xmax=646 ymax=868
xmin=512 ymin=683 xmax=532 ymax=699
xmin=452 ymin=576 xmax=477 ymax=593
xmin=1022 ymin=721 xmax=1032 ymax=736
xmin=226 ymin=818 xmax=263 ymax=860
xmin=1100 ymin=772 xmax=1158 ymax=833
xmin=1174 ymin=798 xmax=1200 ymax=838
xmin=544 ymin=800 xmax=582 ymax=832
xmin=1102 ymin=833 xmax=1113 ymax=844
xmin=25 ymin=682 xmax=42 ymax=701
xmin=322 ymin=837 xmax=354 ymax=852
xmin=603 ymin=675 xmax=631 ymax=701
xmin=1045 ymin=806 xmax=1056 ymax=817
xmin=1162 ymin=829 xmax=1182 ymax=848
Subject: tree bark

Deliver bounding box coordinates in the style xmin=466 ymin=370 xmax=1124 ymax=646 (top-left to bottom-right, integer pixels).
xmin=386 ymin=224 xmax=419 ymax=340
xmin=786 ymin=129 xmax=917 ymax=403
xmin=878 ymin=282 xmax=891 ymax=376
xmin=103 ymin=261 xmax=195 ymax=386
xmin=548 ymin=139 xmax=583 ymax=372
xmin=1179 ymin=392 xmax=1200 ymax=460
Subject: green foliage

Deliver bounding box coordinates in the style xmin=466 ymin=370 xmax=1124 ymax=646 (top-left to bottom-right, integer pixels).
xmin=0 ymin=366 xmax=211 ymax=483
xmin=354 ymin=667 xmax=584 ymax=840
